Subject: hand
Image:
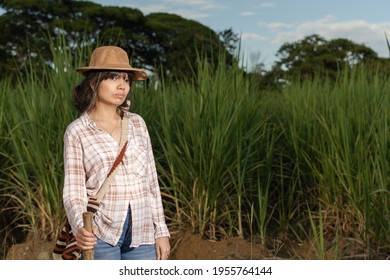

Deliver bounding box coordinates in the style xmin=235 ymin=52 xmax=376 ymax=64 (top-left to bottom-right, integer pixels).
xmin=75 ymin=227 xmax=98 ymax=251
xmin=155 ymin=236 xmax=170 ymax=260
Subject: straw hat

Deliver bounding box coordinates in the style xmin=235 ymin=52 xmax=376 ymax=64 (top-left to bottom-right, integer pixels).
xmin=76 ymin=46 xmax=148 ymax=81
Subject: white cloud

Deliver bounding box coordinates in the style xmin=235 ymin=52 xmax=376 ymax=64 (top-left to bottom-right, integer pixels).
xmin=260 ymin=3 xmax=275 ymax=8
xmin=240 ymin=12 xmax=254 ymax=16
xmin=268 ymin=16 xmax=390 ymax=58
xmin=164 ymin=0 xmax=226 ymax=10
xmin=268 ymin=22 xmax=294 ymax=30
xmin=242 ymin=32 xmax=268 ymax=41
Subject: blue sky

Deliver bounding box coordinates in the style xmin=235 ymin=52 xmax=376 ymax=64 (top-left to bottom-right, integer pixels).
xmin=88 ymin=0 xmax=390 ymax=70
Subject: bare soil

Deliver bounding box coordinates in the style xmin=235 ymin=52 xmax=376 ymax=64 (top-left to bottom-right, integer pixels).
xmin=4 ymin=229 xmax=389 ymax=260
xmin=4 ymin=231 xmax=274 ymax=260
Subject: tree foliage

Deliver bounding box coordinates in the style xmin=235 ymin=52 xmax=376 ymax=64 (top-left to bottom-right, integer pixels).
xmin=145 ymin=12 xmax=228 ymax=79
xmin=270 ymin=34 xmax=380 ymax=82
xmin=0 ymin=0 xmax=234 ymax=80
xmin=218 ymin=27 xmax=239 ymax=55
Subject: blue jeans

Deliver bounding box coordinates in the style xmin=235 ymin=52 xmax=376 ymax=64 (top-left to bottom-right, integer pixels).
xmin=92 ymin=208 xmax=156 ymax=260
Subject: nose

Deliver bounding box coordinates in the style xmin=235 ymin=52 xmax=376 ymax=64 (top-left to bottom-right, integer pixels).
xmin=118 ymin=77 xmax=127 ymax=89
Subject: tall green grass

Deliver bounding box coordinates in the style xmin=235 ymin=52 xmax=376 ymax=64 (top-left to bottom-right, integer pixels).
xmin=0 ymin=39 xmax=87 ymax=242
xmin=276 ymin=69 xmax=390 ymax=258
xmin=1 ymin=41 xmax=389 ymax=259
xmin=134 ymin=55 xmax=276 ymax=240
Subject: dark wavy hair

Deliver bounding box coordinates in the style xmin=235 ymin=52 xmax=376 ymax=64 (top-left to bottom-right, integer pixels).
xmin=72 ymin=71 xmax=134 ymax=117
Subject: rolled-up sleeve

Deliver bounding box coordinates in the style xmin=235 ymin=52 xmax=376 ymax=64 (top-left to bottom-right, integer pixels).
xmin=146 ymin=131 xmax=170 ymax=239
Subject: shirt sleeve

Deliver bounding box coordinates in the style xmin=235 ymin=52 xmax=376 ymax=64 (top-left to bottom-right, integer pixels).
xmin=144 ymin=125 xmax=170 ymax=239
xmin=62 ymin=126 xmax=87 ymax=234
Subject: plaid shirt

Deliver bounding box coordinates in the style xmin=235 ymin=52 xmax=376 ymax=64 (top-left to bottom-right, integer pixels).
xmin=63 ymin=111 xmax=170 ymax=247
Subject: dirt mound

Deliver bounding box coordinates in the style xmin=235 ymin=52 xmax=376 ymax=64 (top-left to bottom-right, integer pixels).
xmin=171 ymin=232 xmax=271 ymax=260
xmin=5 ymin=231 xmax=271 ymax=260
xmin=6 ymin=231 xmax=388 ymax=260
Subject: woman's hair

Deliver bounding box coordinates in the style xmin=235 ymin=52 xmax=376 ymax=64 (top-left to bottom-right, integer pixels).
xmin=72 ymin=71 xmax=134 ymax=116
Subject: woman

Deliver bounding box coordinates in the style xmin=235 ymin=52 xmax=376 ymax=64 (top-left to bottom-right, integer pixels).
xmin=63 ymin=46 xmax=170 ymax=260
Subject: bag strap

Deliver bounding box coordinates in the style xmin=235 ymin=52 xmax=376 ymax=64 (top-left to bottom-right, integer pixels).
xmin=87 ymin=116 xmax=129 ymax=213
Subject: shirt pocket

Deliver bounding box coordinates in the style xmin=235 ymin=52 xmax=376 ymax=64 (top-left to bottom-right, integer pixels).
xmin=125 ymin=144 xmax=148 ymax=179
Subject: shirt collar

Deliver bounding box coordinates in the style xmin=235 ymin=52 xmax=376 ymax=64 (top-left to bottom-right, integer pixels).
xmin=80 ymin=112 xmax=97 ymax=129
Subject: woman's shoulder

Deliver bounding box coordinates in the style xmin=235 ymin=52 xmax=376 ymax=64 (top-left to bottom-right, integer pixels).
xmin=124 ymin=111 xmax=147 ymax=128
xmin=64 ymin=113 xmax=89 ymax=137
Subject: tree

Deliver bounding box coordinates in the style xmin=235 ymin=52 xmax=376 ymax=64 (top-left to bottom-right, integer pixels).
xmin=145 ymin=12 xmax=231 ymax=79
xmin=270 ymin=34 xmax=379 ymax=82
xmin=0 ymin=0 xmax=232 ymax=80
xmin=218 ymin=27 xmax=239 ymax=56
xmin=0 ymin=0 xmax=142 ymax=76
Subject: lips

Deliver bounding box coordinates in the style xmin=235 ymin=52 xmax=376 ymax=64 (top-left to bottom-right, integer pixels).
xmin=114 ymin=94 xmax=125 ymax=99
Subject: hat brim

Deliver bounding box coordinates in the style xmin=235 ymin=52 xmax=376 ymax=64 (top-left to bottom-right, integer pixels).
xmin=76 ymin=65 xmax=148 ymax=81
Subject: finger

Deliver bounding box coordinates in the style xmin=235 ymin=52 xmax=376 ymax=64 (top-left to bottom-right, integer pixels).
xmin=77 ymin=238 xmax=96 ymax=250
xmin=156 ymin=246 xmax=161 ymax=260
xmin=92 ymin=227 xmax=99 ymax=235
xmin=76 ymin=229 xmax=96 ymax=249
xmin=164 ymin=250 xmax=170 ymax=260
xmin=159 ymin=249 xmax=169 ymax=260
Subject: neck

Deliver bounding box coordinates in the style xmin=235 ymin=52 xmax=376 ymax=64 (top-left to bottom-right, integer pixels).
xmin=89 ymin=104 xmax=120 ymax=122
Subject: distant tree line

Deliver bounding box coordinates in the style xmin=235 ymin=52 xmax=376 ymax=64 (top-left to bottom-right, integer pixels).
xmin=0 ymin=0 xmax=237 ymax=80
xmin=255 ymin=34 xmax=390 ymax=89
xmin=1 ymin=0 xmax=389 ymax=86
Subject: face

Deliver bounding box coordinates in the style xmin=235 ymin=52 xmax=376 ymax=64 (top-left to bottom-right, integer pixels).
xmin=96 ymin=72 xmax=131 ymax=108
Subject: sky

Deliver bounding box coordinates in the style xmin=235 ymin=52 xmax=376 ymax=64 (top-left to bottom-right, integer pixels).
xmin=87 ymin=0 xmax=390 ymax=70
xmin=4 ymin=0 xmax=390 ymax=70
